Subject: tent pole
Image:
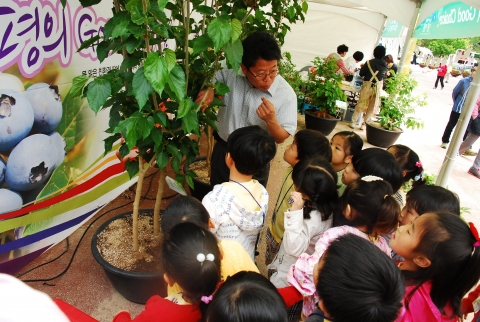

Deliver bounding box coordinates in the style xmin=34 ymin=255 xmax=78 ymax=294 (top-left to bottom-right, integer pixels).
xmin=436 ymin=69 xmax=480 ymax=187
xmin=398 ymin=1 xmax=421 ymax=73
xmin=374 ymin=16 xmax=387 ymax=47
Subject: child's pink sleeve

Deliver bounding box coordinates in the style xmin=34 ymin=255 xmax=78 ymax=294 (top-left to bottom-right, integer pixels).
xmin=287 ymin=227 xmax=346 ymax=296
xmin=461 ymin=283 xmax=480 ymax=314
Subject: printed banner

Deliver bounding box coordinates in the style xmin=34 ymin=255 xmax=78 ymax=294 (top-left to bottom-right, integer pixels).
xmin=381 ymin=20 xmax=404 ymax=38
xmin=0 ymin=0 xmax=135 ymax=274
xmin=413 ymin=1 xmax=480 ymax=39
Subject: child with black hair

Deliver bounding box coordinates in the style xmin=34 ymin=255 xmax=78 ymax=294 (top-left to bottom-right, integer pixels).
xmin=390 ymin=213 xmax=480 ymax=321
xmin=330 ymin=131 xmax=363 ymax=195
xmin=288 ymin=176 xmax=400 ymax=319
xmin=202 ymin=125 xmax=276 ymax=259
xmin=387 ymin=144 xmax=426 ymax=207
xmin=265 ymin=129 xmax=332 ymax=266
xmin=161 ymin=196 xmax=258 ymax=297
xmin=307 ymin=234 xmax=404 ymax=322
xmin=113 ymin=222 xmax=221 ymax=322
xmin=267 ymin=156 xmax=340 ymax=287
xmin=204 ymin=271 xmax=288 ymax=322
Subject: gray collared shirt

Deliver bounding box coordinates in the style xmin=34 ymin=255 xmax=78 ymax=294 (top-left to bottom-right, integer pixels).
xmin=215 ymin=69 xmax=298 ymax=141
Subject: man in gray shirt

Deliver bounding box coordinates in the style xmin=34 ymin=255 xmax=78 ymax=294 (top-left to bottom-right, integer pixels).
xmin=197 ymin=31 xmax=297 ymax=187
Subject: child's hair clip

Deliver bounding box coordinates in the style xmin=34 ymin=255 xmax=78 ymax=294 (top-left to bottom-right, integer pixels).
xmin=287 ymin=196 xmax=294 ymax=205
xmin=415 ymin=161 xmax=423 ymax=168
xmin=469 ymin=222 xmax=480 ymax=247
xmin=361 ymin=175 xmax=383 ymax=182
xmin=197 ymin=253 xmax=215 ymax=263
xmin=201 ymin=295 xmax=213 ymax=304
xmin=414 ymin=171 xmax=425 ymax=181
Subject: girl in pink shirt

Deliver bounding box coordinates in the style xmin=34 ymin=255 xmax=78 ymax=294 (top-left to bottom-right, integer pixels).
xmin=390 ymin=212 xmax=480 ymax=321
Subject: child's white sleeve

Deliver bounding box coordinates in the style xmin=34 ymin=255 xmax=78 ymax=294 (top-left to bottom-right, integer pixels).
xmin=283 ymin=209 xmax=310 ymax=257
xmin=202 ymin=191 xmax=219 ymax=233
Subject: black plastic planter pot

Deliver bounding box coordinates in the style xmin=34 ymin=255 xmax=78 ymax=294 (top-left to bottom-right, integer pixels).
xmin=91 ymin=211 xmax=166 ymax=304
xmin=305 ymin=110 xmax=340 ymax=136
xmin=365 ymin=122 xmax=403 ymax=148
xmin=184 ymin=156 xmax=213 ymax=201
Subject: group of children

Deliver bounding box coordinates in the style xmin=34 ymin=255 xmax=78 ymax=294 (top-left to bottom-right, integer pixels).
xmin=114 ymin=125 xmax=480 ymax=322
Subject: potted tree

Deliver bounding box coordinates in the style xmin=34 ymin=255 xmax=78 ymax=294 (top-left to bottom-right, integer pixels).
xmin=304 ymin=57 xmax=347 ymax=135
xmin=68 ymin=0 xmax=307 ymax=303
xmin=365 ymin=73 xmax=426 ymax=148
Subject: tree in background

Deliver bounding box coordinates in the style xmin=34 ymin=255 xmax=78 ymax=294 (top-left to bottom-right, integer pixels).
xmin=417 ymin=38 xmax=471 ymax=57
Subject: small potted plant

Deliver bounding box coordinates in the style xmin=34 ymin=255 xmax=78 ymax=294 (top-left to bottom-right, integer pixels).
xmin=365 ymin=73 xmax=426 ymax=148
xmin=304 ymin=57 xmax=347 ymax=135
xmin=419 ymin=62 xmax=427 ymax=68
xmin=451 ymin=68 xmax=461 ymax=77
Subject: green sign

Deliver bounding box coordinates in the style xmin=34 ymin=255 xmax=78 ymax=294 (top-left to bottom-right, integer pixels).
xmin=414 ymin=2 xmax=480 ymax=39
xmin=382 ymin=21 xmax=404 ymax=38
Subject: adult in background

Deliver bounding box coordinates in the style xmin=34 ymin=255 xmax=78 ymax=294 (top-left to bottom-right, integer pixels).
xmin=349 ymin=45 xmax=388 ymax=130
xmin=344 ymin=51 xmax=364 ymax=74
xmin=326 ymin=44 xmax=353 ymax=76
xmin=440 ymin=66 xmax=477 ymax=154
xmin=434 ymin=63 xmax=447 ymax=89
xmin=383 ymin=54 xmax=397 ymax=78
xmin=196 ymin=31 xmax=297 ymax=187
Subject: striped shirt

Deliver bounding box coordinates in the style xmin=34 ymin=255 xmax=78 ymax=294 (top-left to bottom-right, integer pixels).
xmin=214 ymin=69 xmax=298 ymax=141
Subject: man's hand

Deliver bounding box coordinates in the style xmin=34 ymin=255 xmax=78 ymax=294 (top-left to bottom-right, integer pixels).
xmin=195 ymin=88 xmax=214 ymax=111
xmin=256 ymin=97 xmax=277 ymax=123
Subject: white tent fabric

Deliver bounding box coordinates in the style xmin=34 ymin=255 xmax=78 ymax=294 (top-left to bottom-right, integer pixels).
xmin=282 ymin=3 xmax=385 ymax=69
xmin=418 ymin=0 xmax=480 ymax=27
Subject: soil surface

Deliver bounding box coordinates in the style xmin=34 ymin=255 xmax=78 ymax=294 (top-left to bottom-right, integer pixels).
xmin=96 ymin=212 xmax=162 ymax=272
xmin=188 ymin=159 xmax=210 ymax=184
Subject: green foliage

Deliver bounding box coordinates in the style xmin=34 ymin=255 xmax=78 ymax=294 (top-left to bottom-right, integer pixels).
xmin=378 ymin=73 xmax=426 ymax=131
xmin=278 ymin=52 xmax=305 ymax=96
xmin=69 ymin=0 xmax=308 ymax=187
xmin=306 ymin=57 xmax=346 ymax=115
xmin=417 ymin=38 xmax=472 ymax=57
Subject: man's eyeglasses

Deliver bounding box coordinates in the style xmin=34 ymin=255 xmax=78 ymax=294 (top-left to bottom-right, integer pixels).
xmin=247 ymin=69 xmax=279 ymax=79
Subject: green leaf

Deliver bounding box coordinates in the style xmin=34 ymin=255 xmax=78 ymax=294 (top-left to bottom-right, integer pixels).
xmin=127 ymin=22 xmax=145 ymax=38
xmin=151 ymin=2 xmax=169 ymax=24
xmin=22 ymin=162 xmax=73 ymax=236
xmin=77 ymin=35 xmax=100 ymax=52
xmin=167 ymin=65 xmax=186 ymax=101
xmin=181 ymin=110 xmax=199 ymax=134
xmin=112 ymin=20 xmax=130 ymax=38
xmin=68 ymin=75 xmax=89 ymax=98
xmin=132 ymin=67 xmax=154 ymax=110
xmin=177 ymin=98 xmax=193 ymax=119
xmin=144 ymin=52 xmax=169 ymax=96
xmin=137 ymin=116 xmax=154 ymax=139
xmin=56 ymin=93 xmax=95 ymax=152
xmin=86 ymin=78 xmax=111 ymax=114
xmin=151 ymin=127 xmax=163 ymax=146
xmin=207 ymin=18 xmax=232 ymax=52
xmin=156 ymin=151 xmax=169 ymax=169
xmin=286 ymin=6 xmax=295 ymax=20
xmin=96 ymin=40 xmax=110 ymax=63
xmin=154 ymin=111 xmax=168 ymax=127
xmin=193 ymin=34 xmax=214 ymax=54
xmin=126 ymin=0 xmax=147 ymax=25
xmin=214 ymin=81 xmax=230 ymax=96
xmin=302 ymin=0 xmax=308 ymax=13
xmin=151 ymin=21 xmax=169 ymax=38
xmin=171 ymin=156 xmax=180 ymax=173
xmin=164 ymin=49 xmax=176 ymax=72
xmin=120 ymin=57 xmax=141 ymax=71
xmin=231 ymin=19 xmax=242 ymax=43
xmin=125 ymin=35 xmax=143 ymax=54
xmin=104 ymin=134 xmax=120 ymax=155
xmin=185 ymin=174 xmax=194 ymax=189
xmin=224 ymin=40 xmax=243 ymax=73
xmin=166 ymin=143 xmax=181 ymax=159
xmin=126 ymin=159 xmax=140 ymax=178
xmin=196 ymin=5 xmax=215 ymax=15
xmin=103 ymin=11 xmax=130 ymax=39
xmin=158 ymin=0 xmax=168 ymax=10
xmin=78 ymin=0 xmax=102 ymax=6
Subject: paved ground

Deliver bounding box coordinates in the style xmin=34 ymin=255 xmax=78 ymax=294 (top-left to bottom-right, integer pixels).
xmin=15 ymin=63 xmax=479 ymax=321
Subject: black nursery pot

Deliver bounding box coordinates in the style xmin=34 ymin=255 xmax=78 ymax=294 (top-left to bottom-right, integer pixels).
xmin=91 ymin=211 xmax=166 ymax=304
xmin=184 ymin=156 xmax=213 ymax=201
xmin=305 ymin=110 xmax=340 ymax=136
xmin=365 ymin=122 xmax=403 ymax=148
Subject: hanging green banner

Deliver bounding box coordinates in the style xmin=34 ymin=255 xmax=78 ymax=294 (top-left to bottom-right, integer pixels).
xmin=414 ymin=2 xmax=480 ymax=39
xmin=382 ymin=21 xmax=404 ymax=38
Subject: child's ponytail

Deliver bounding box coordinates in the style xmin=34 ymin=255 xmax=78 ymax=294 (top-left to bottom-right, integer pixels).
xmin=374 ymin=194 xmax=401 ymax=235
xmin=403 ymin=213 xmax=480 ymax=318
xmin=340 ymin=177 xmax=400 ymax=235
xmin=387 ymin=144 xmax=426 ymax=188
xmin=162 ymin=222 xmax=221 ymax=305
xmin=292 ymin=156 xmax=340 ymax=220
